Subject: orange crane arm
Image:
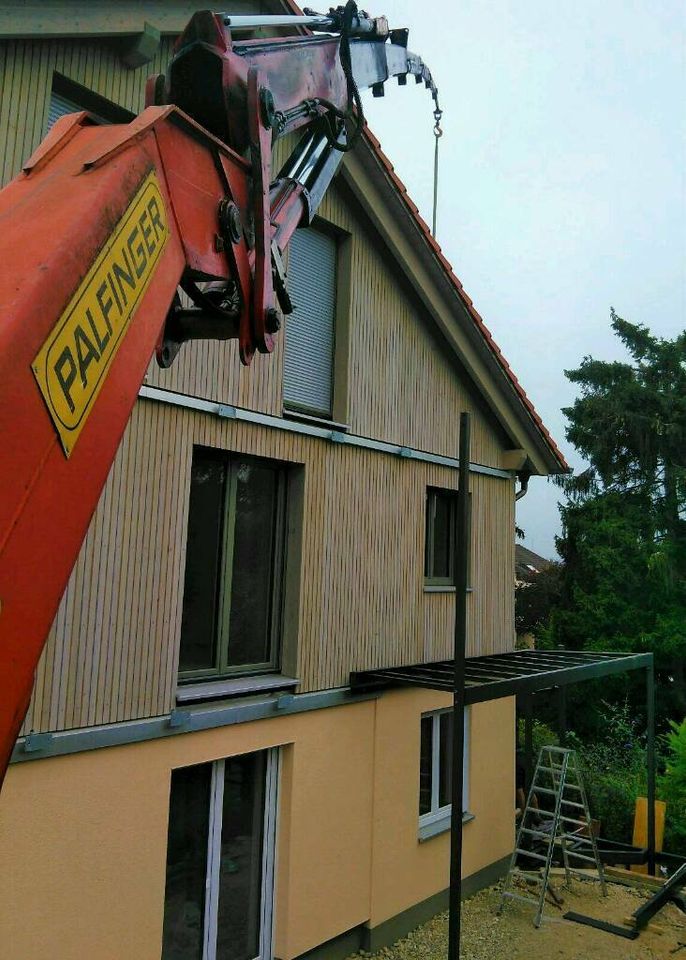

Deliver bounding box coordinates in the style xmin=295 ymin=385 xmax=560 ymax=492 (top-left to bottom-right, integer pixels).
xmin=0 ymin=106 xmax=251 ymax=781
xmin=0 ymin=4 xmax=440 ymax=788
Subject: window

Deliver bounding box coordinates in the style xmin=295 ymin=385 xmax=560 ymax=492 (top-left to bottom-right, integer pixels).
xmin=419 ymin=708 xmax=470 ymax=840
xmin=424 ymin=487 xmax=472 ymax=589
xmin=162 ymin=749 xmax=278 ymax=960
xmin=283 ymin=226 xmax=337 ymax=418
xmin=424 ymin=487 xmax=457 ymax=585
xmin=179 ymin=449 xmax=287 ymax=681
xmin=47 ymin=73 xmax=134 ymax=132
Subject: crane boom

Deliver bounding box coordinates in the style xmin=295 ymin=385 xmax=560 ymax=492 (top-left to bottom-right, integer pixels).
xmin=0 ymin=4 xmax=439 ymax=788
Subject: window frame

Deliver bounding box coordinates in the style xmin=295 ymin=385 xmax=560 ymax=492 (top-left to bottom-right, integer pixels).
xmin=178 ymin=448 xmax=288 ymax=684
xmin=283 ymin=220 xmax=348 ymax=423
xmin=423 ymin=487 xmax=472 ymax=591
xmin=162 ymin=749 xmax=279 ymax=960
xmin=47 ymin=72 xmax=134 ymax=132
xmin=418 ymin=707 xmax=472 ymax=841
xmin=424 ymin=487 xmax=457 ymax=587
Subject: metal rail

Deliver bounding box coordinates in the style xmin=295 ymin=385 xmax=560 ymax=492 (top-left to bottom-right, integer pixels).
xmin=219 ymin=12 xmax=382 ymax=34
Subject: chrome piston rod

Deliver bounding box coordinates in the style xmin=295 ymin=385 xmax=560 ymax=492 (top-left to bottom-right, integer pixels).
xmin=219 ymin=12 xmax=386 ymax=36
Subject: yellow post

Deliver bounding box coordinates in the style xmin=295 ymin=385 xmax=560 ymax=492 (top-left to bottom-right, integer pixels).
xmin=631 ymin=796 xmax=666 ymax=874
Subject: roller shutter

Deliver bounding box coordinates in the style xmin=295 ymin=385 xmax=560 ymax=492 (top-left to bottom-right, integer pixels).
xmin=47 ymin=91 xmax=84 ymax=130
xmin=283 ymin=228 xmax=337 ymax=417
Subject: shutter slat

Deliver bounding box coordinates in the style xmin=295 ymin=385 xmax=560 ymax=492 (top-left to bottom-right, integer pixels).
xmin=47 ymin=91 xmax=82 ymax=131
xmin=283 ymin=229 xmax=336 ymax=416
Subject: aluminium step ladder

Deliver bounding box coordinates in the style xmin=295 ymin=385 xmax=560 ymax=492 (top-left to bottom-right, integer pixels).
xmin=498 ymin=745 xmax=608 ymax=927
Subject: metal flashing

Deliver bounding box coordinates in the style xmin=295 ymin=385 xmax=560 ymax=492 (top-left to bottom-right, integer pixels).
xmin=10 ymin=686 xmax=379 ymax=765
xmin=138 ymin=385 xmax=513 ymax=480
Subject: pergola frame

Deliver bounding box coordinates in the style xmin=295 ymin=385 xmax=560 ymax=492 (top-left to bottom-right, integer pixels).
xmin=350 ymin=649 xmax=656 ymax=931
xmin=351 ymin=414 xmax=656 ymax=958
xmin=350 ymin=648 xmax=653 ymax=705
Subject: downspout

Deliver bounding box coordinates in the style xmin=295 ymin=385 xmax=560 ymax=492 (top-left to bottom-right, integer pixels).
xmin=515 ymin=471 xmax=531 ymax=501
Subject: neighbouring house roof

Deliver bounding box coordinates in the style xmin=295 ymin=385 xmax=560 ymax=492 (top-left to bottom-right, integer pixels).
xmin=515 ymin=544 xmax=554 ymax=579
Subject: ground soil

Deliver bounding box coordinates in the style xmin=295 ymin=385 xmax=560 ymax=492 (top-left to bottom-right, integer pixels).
xmin=350 ymin=879 xmax=685 ymax=960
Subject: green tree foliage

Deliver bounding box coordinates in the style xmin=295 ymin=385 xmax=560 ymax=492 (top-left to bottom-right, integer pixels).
xmin=573 ymin=701 xmax=647 ymax=845
xmin=659 ymin=718 xmax=686 ymax=854
xmin=550 ymin=313 xmax=686 ymax=722
xmin=515 ymin=562 xmax=563 ymax=643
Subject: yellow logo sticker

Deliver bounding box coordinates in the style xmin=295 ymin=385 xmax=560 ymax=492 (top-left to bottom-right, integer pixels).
xmin=32 ymin=171 xmax=169 ymax=457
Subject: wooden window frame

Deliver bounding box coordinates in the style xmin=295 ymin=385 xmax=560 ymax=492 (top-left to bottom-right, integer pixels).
xmin=179 ymin=449 xmax=288 ymax=683
xmin=424 ymin=487 xmax=456 ymax=586
xmin=424 ymin=487 xmax=472 ymax=590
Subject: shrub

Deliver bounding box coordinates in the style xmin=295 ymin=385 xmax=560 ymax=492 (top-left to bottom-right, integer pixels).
xmin=659 ymin=717 xmax=686 ymax=856
xmin=575 ymin=701 xmax=646 ymax=844
xmin=517 ymin=718 xmax=559 ymax=757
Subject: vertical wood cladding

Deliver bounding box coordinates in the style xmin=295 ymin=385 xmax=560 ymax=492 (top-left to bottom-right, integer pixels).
xmin=2 ymin=34 xmax=517 ymax=735
xmin=0 ymin=37 xmax=176 ymax=188
xmin=145 ymin=182 xmax=505 ymax=467
xmin=22 ymin=402 xmax=515 ymax=734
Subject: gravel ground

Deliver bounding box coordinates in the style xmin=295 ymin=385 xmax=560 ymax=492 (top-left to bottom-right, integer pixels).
xmin=348 ymin=880 xmax=685 ymax=960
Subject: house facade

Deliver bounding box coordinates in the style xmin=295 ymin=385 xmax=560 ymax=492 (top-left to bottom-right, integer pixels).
xmin=0 ymin=4 xmax=566 ymax=958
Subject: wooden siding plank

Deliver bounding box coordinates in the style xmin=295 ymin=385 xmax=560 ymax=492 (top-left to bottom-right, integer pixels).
xmin=23 ymin=400 xmax=515 ymax=733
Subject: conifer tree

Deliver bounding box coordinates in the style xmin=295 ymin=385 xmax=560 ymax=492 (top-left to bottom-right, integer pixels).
xmin=551 ymin=312 xmax=686 ymax=721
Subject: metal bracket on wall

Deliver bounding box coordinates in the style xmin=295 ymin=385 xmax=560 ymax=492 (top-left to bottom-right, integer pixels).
xmin=217 ymin=404 xmax=238 ymax=419
xmin=274 ymin=693 xmax=295 ymax=711
xmin=23 ymin=732 xmax=54 ymax=754
xmin=168 ymin=709 xmax=191 ymax=730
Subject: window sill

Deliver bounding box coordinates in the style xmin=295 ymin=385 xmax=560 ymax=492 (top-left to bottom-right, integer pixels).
xmin=177 ymin=674 xmax=299 ymax=704
xmin=424 ymin=585 xmax=474 ymax=594
xmin=418 ymin=810 xmax=475 ymax=842
xmin=282 ymin=408 xmax=349 ymax=432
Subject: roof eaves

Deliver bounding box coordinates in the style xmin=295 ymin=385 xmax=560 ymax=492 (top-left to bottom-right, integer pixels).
xmin=279 ymin=0 xmax=567 ymax=472
xmin=359 ymin=125 xmax=568 ymax=473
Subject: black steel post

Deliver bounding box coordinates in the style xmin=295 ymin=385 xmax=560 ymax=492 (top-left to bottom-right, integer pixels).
xmin=448 ymin=412 xmax=470 ymax=960
xmin=647 ymin=658 xmax=656 ymax=875
xmin=523 ymin=695 xmax=534 ymax=788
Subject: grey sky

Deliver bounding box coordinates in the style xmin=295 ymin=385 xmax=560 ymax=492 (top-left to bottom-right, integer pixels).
xmin=363 ymin=0 xmax=685 ymax=558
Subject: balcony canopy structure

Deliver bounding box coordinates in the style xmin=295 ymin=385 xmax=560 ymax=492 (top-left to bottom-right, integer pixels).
xmin=350 ymin=646 xmax=657 ymax=875
xmin=350 ymin=648 xmax=653 ymax=703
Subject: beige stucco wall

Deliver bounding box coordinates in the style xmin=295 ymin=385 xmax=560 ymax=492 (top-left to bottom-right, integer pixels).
xmin=371 ymin=690 xmax=515 ymax=926
xmin=0 ymin=694 xmax=514 ymax=960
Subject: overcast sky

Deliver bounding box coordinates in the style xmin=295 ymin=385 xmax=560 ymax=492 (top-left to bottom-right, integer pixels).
xmin=363 ymin=0 xmax=685 ymax=558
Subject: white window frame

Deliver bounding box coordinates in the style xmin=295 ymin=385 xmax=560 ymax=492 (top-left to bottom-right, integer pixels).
xmin=201 ymin=749 xmax=279 ymax=960
xmin=418 ymin=707 xmax=472 ymax=841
